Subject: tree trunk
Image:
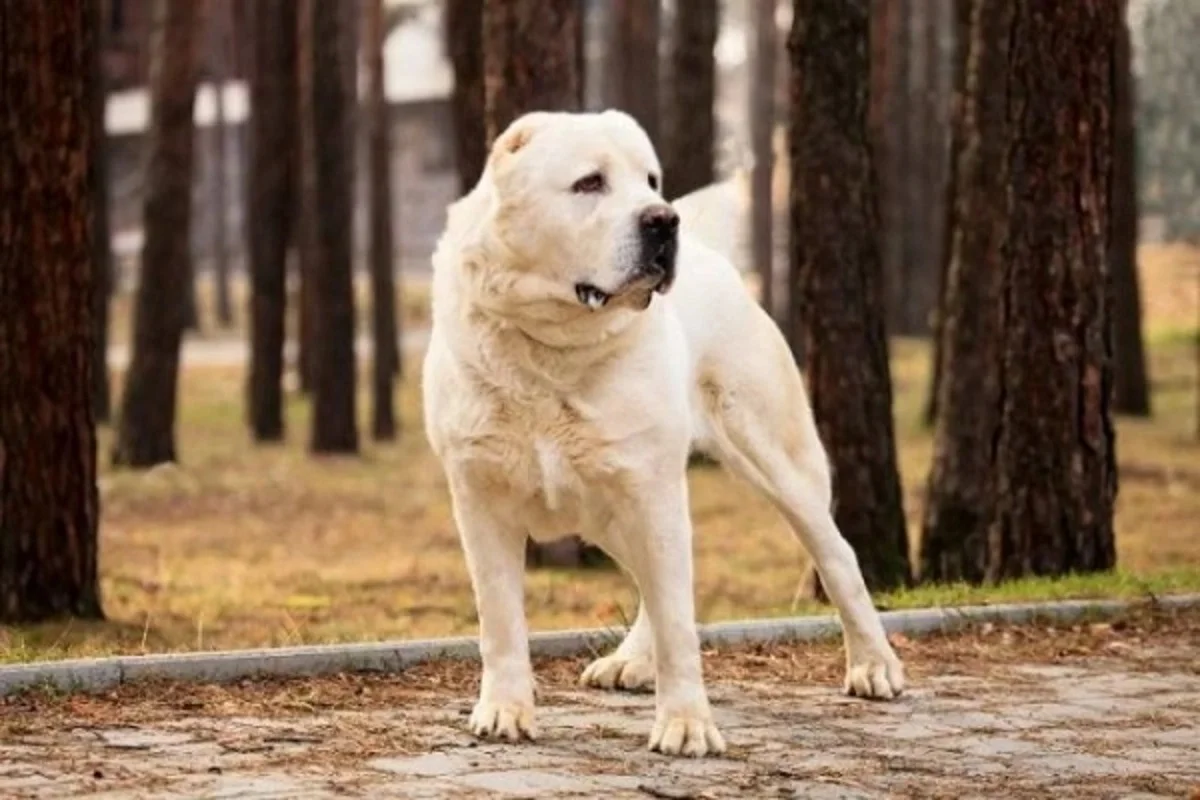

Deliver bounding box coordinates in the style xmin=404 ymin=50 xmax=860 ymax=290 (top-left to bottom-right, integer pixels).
xmin=1110 ymin=3 xmax=1151 ymax=417
xmin=366 ymin=0 xmax=399 ymax=441
xmin=923 ymin=0 xmax=1117 ymax=583
xmin=484 ymin=0 xmax=609 ymax=569
xmin=446 ymin=0 xmax=486 ymax=193
xmin=923 ymin=0 xmax=972 ymax=428
xmin=89 ymin=0 xmax=114 ymax=424
xmin=113 ymin=0 xmax=202 ymax=468
xmin=920 ymin=0 xmax=1010 ymax=583
xmin=247 ymin=0 xmax=297 ymax=442
xmin=604 ymin=0 xmax=660 ymax=147
xmin=664 ymin=0 xmax=717 ymax=198
xmin=304 ymin=0 xmax=359 ymax=454
xmin=987 ymin=1 xmax=1117 ymax=580
xmin=878 ymin=0 xmax=910 ymax=340
xmin=788 ymin=0 xmax=911 ymax=595
xmin=296 ymin=0 xmax=317 ymax=395
xmin=210 ymin=0 xmax=234 ymax=328
xmin=0 ymin=0 xmax=104 ymax=622
xmin=749 ymin=0 xmax=778 ymax=321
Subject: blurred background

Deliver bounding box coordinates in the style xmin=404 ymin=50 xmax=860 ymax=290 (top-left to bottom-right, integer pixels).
xmin=1 ymin=0 xmax=1197 ymax=660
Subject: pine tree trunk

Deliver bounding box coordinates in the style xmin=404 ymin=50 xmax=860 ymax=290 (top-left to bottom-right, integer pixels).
xmin=664 ymin=0 xmax=717 ymax=198
xmin=605 ymin=0 xmax=660 ymax=147
xmin=211 ymin=0 xmax=234 ymax=329
xmin=483 ymin=0 xmax=609 ymax=569
xmin=749 ymin=0 xmax=778 ymax=321
xmin=446 ymin=0 xmax=486 ymax=193
xmin=988 ymin=1 xmax=1117 ymax=580
xmin=923 ymin=0 xmax=1118 ymax=583
xmin=788 ymin=0 xmax=911 ymax=595
xmin=296 ymin=0 xmax=317 ymax=395
xmin=877 ymin=0 xmax=909 ymax=337
xmin=366 ymin=0 xmax=398 ymax=441
xmin=89 ymin=0 xmax=114 ymax=424
xmin=920 ymin=0 xmax=1010 ymax=583
xmin=0 ymin=0 xmax=104 ymax=622
xmin=247 ymin=0 xmax=297 ymax=442
xmin=305 ymin=0 xmax=359 ymax=454
xmin=1110 ymin=4 xmax=1151 ymax=417
xmin=923 ymin=0 xmax=972 ymax=428
xmin=113 ymin=0 xmax=202 ymax=468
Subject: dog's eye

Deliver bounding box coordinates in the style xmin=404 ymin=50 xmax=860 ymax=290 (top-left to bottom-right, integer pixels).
xmin=571 ymin=172 xmax=606 ymax=194
xmin=648 ymin=174 xmax=659 ymax=191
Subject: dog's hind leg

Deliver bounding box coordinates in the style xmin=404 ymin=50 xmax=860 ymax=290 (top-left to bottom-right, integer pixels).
xmin=699 ymin=351 xmax=905 ymax=699
xmin=580 ymin=598 xmax=656 ymax=692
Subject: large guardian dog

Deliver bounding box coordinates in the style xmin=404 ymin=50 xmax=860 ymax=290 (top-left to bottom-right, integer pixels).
xmin=422 ymin=111 xmax=905 ymax=758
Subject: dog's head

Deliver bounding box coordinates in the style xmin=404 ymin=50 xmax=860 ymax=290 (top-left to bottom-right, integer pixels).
xmin=482 ymin=110 xmax=678 ymax=315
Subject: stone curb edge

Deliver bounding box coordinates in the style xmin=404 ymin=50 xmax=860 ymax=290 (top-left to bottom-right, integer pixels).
xmin=2 ymin=593 xmax=1196 ymax=697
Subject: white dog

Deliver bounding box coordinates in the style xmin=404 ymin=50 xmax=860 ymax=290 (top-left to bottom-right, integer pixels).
xmin=422 ymin=110 xmax=905 ymax=758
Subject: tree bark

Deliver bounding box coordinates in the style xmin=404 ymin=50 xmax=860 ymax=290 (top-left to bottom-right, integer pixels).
xmin=247 ymin=0 xmax=297 ymax=442
xmin=923 ymin=0 xmax=972 ymax=428
xmin=304 ymin=0 xmax=359 ymax=454
xmin=484 ymin=0 xmax=610 ymax=569
xmin=113 ymin=0 xmax=202 ymax=468
xmin=877 ymin=0 xmax=910 ymax=338
xmin=446 ymin=0 xmax=486 ymax=193
xmin=749 ymin=0 xmax=778 ymax=321
xmin=296 ymin=0 xmax=317 ymax=395
xmin=920 ymin=0 xmax=1010 ymax=583
xmin=664 ymin=0 xmax=717 ymax=198
xmin=1110 ymin=3 xmax=1151 ymax=417
xmin=0 ymin=0 xmax=104 ymax=622
xmin=987 ymin=1 xmax=1117 ymax=580
xmin=788 ymin=0 xmax=911 ymax=595
xmin=604 ymin=0 xmax=660 ymax=147
xmin=923 ymin=0 xmax=1118 ymax=583
xmin=210 ymin=0 xmax=234 ymax=328
xmin=89 ymin=0 xmax=114 ymax=424
xmin=366 ymin=0 xmax=399 ymax=441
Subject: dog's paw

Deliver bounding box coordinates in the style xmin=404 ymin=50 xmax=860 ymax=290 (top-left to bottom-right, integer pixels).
xmin=844 ymin=646 xmax=906 ymax=700
xmin=580 ymin=653 xmax=655 ymax=692
xmin=469 ymin=699 xmax=537 ymax=742
xmin=649 ymin=707 xmax=726 ymax=758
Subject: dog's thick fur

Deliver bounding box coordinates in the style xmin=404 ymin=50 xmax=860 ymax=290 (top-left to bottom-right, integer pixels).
xmin=422 ymin=111 xmax=905 ymax=758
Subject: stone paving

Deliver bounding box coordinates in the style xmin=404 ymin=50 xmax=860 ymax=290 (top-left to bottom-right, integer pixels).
xmin=2 ymin=642 xmax=1199 ymax=800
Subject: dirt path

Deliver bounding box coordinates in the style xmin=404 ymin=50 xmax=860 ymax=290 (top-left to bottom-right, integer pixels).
xmin=2 ymin=609 xmax=1198 ymax=799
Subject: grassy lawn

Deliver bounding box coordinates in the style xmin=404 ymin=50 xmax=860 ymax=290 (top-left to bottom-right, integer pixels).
xmin=2 ymin=245 xmax=1197 ymax=664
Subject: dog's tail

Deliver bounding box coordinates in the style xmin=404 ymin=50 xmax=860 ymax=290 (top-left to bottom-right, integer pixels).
xmin=670 ymin=173 xmax=749 ymax=270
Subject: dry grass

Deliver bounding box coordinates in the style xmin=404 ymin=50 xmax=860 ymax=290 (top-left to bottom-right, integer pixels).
xmin=2 ymin=245 xmax=1197 ymax=663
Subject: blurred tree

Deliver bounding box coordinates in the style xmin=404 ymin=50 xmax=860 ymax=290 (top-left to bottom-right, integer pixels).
xmin=302 ymin=0 xmax=359 ymax=454
xmin=788 ymin=0 xmax=911 ymax=595
xmin=247 ymin=0 xmax=298 ymax=442
xmin=0 ymin=0 xmax=103 ymax=621
xmin=749 ymin=0 xmax=778 ymax=321
xmin=1139 ymin=0 xmax=1200 ymax=243
xmin=924 ymin=0 xmax=1117 ymax=583
xmin=663 ymin=0 xmax=717 ymax=198
xmin=89 ymin=0 xmax=115 ymax=424
xmin=366 ymin=0 xmax=399 ymax=441
xmin=875 ymin=0 xmax=909 ymax=337
xmin=446 ymin=0 xmax=486 ymax=193
xmin=921 ymin=0 xmax=1009 ymax=583
xmin=113 ymin=0 xmax=202 ymax=467
xmin=605 ymin=0 xmax=661 ymax=147
xmin=296 ymin=0 xmax=316 ymax=395
xmin=209 ymin=0 xmax=234 ymax=328
xmin=923 ymin=0 xmax=972 ymax=428
xmin=483 ymin=0 xmax=609 ymax=569
xmin=1111 ymin=2 xmax=1151 ymax=417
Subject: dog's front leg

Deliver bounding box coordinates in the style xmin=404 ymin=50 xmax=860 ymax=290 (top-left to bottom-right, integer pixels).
xmin=619 ymin=479 xmax=725 ymax=757
xmin=449 ymin=480 xmax=536 ymax=742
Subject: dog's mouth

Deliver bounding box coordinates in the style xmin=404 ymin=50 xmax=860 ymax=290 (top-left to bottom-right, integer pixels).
xmin=574 ymin=250 xmax=675 ymax=312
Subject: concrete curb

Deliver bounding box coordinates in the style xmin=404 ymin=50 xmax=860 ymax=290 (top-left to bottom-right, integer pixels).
xmin=2 ymin=593 xmax=1196 ymax=697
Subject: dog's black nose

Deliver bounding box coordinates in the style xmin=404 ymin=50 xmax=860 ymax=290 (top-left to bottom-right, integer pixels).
xmin=638 ymin=204 xmax=680 ymax=239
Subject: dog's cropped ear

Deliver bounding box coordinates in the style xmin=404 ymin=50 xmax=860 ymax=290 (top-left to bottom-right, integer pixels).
xmin=490 ymin=111 xmax=553 ymax=164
